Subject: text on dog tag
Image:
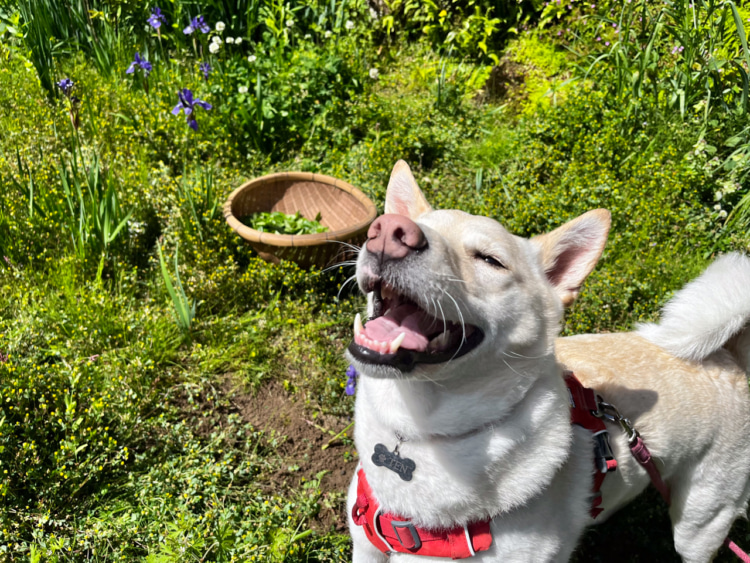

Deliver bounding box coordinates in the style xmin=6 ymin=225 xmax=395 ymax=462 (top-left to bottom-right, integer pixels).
xmin=372 ymin=443 xmax=416 ymax=481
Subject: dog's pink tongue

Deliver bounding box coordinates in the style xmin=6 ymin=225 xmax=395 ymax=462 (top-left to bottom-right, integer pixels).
xmin=363 ymin=304 xmax=431 ymax=352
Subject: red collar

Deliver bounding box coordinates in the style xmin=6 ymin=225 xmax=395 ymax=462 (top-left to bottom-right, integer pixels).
xmin=352 ymin=372 xmax=617 ymax=558
xmin=351 ymin=468 xmax=493 ymax=558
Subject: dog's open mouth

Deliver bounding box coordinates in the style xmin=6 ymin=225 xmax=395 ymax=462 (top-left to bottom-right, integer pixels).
xmin=347 ymin=283 xmax=484 ymax=372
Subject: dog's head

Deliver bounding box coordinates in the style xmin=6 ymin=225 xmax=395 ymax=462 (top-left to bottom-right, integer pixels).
xmin=347 ymin=161 xmax=610 ymax=380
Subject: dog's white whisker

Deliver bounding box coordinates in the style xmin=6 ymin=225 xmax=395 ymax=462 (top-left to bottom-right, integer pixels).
xmin=324 ymin=260 xmax=357 ymax=272
xmin=442 ymin=289 xmax=467 ymax=343
xmin=336 ymin=274 xmax=359 ymax=300
xmin=326 ymin=239 xmax=362 ymax=252
xmin=440 ymin=289 xmax=468 ymax=365
xmin=502 ymin=358 xmax=533 ymax=379
xmin=435 ymin=299 xmax=448 ymax=334
xmin=503 ymin=350 xmax=548 ymax=360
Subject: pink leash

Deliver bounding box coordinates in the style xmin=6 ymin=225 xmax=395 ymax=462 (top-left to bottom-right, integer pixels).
xmin=595 ymin=397 xmax=750 ymax=562
xmin=727 ymin=540 xmax=750 ymax=563
xmin=628 ymin=435 xmax=671 ymax=505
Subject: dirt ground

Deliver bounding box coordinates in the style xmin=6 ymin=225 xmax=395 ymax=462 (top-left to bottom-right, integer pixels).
xmin=228 ymin=380 xmax=356 ymax=532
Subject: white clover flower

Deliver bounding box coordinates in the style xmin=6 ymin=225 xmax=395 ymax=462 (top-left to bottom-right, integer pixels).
xmin=369 ymin=7 xmax=379 ymax=19
xmin=304 ymin=33 xmax=311 ymax=39
xmin=719 ymin=209 xmax=728 ymax=218
xmin=286 ymin=19 xmax=294 ymax=28
xmin=209 ymin=41 xmax=221 ymax=54
xmin=238 ymin=85 xmax=249 ymax=94
xmin=225 ymin=36 xmax=235 ymax=44
xmin=247 ymin=54 xmax=257 ymax=63
xmin=714 ymin=203 xmax=722 ymax=211
xmin=369 ymin=68 xmax=379 ymax=79
xmin=235 ymin=37 xmax=243 ymax=45
xmin=215 ymin=21 xmax=226 ymax=32
xmin=324 ymin=30 xmax=332 ymax=38
xmin=721 ymin=180 xmax=740 ymax=194
xmin=129 ymin=220 xmax=146 ymax=236
xmin=715 ymin=191 xmax=723 ymax=201
xmin=345 ymin=20 xmax=354 ymax=30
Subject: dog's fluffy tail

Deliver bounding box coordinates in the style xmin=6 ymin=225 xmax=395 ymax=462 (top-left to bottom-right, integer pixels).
xmin=637 ymin=253 xmax=750 ymax=365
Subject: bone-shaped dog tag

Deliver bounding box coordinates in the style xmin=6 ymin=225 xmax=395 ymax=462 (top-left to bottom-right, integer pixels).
xmin=372 ymin=443 xmax=416 ymax=481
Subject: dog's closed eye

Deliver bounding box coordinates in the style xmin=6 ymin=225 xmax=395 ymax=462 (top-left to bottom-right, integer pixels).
xmin=476 ymin=253 xmax=507 ymax=270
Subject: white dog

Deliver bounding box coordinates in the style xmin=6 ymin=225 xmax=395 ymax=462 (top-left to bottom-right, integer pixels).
xmin=345 ymin=160 xmax=750 ymax=562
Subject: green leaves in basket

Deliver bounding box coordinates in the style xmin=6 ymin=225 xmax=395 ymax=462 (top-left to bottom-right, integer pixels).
xmin=241 ymin=211 xmax=328 ymax=235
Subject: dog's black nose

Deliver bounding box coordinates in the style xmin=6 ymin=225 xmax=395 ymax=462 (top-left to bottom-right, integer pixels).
xmin=366 ymin=214 xmax=426 ymax=261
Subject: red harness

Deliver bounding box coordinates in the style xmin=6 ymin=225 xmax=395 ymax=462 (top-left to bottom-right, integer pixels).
xmin=351 ymin=372 xmax=617 ymax=558
xmin=564 ymin=371 xmax=618 ymax=517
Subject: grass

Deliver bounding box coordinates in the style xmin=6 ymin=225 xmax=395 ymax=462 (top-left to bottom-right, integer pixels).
xmin=1 ymin=0 xmax=750 ymax=560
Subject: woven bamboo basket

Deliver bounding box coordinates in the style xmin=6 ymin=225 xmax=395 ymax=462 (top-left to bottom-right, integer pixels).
xmin=223 ymin=172 xmax=378 ymax=268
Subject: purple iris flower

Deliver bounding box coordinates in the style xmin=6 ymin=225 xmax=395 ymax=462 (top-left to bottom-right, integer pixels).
xmin=345 ymin=365 xmax=358 ymax=396
xmin=172 ymin=88 xmax=212 ymax=131
xmin=184 ymin=15 xmax=210 ymax=35
xmin=147 ymin=7 xmax=167 ymax=29
xmin=57 ymin=78 xmax=74 ymax=97
xmin=126 ymin=52 xmax=152 ymax=77
xmin=200 ymin=62 xmax=211 ymax=81
xmin=56 ymin=78 xmax=80 ymax=128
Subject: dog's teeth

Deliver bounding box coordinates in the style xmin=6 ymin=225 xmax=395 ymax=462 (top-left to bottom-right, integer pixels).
xmin=382 ymin=285 xmax=392 ymax=300
xmin=389 ymin=332 xmax=406 ymax=354
xmin=354 ymin=313 xmax=364 ymax=336
xmin=430 ymin=331 xmax=450 ymax=351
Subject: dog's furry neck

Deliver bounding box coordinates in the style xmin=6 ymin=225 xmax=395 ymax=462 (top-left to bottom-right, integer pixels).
xmin=358 ymin=357 xmax=554 ymax=438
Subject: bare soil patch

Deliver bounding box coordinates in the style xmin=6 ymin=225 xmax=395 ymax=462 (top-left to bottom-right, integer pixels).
xmin=171 ymin=374 xmax=356 ymax=532
xmin=481 ymin=58 xmax=526 ymax=103
xmin=228 ymin=379 xmax=356 ymax=532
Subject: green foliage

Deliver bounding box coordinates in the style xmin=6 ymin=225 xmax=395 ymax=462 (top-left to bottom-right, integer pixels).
xmin=576 ymin=0 xmax=750 ymax=125
xmin=176 ymin=164 xmax=221 ymax=243
xmin=243 ymin=211 xmax=328 ymax=235
xmin=0 ymin=251 xmax=355 ymax=559
xmin=380 ymin=0 xmax=542 ymax=60
xmin=505 ymin=33 xmax=572 ymax=112
xmin=158 ymin=242 xmax=196 ymax=335
xmin=5 ymin=0 xmax=750 ymax=560
xmin=57 ymin=153 xmax=133 ymax=264
xmin=17 ymin=0 xmax=127 ymax=97
xmin=216 ymin=37 xmax=368 ymax=156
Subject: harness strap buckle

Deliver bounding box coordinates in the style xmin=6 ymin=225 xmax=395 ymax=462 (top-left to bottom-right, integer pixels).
xmin=594 ymin=398 xmax=639 ymax=443
xmin=391 ymin=521 xmax=422 ymax=550
xmin=592 ymin=430 xmax=617 ymax=474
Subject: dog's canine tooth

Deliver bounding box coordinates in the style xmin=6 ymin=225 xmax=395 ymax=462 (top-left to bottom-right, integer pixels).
xmin=389 ymin=332 xmax=406 ymax=354
xmin=354 ymin=313 xmax=364 ymax=337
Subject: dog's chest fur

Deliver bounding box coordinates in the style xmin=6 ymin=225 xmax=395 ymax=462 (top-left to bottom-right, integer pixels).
xmin=354 ymin=371 xmax=578 ymax=529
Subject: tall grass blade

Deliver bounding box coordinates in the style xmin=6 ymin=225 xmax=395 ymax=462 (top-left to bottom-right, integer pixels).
xmin=157 ymin=242 xmax=195 ymax=334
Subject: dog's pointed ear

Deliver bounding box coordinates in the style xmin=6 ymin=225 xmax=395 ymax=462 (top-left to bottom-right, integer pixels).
xmin=531 ymin=209 xmax=611 ymax=307
xmin=384 ymin=160 xmax=432 ymax=218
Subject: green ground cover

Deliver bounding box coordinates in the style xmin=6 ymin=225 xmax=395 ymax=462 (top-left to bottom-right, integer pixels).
xmin=1 ymin=0 xmax=750 ymax=560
